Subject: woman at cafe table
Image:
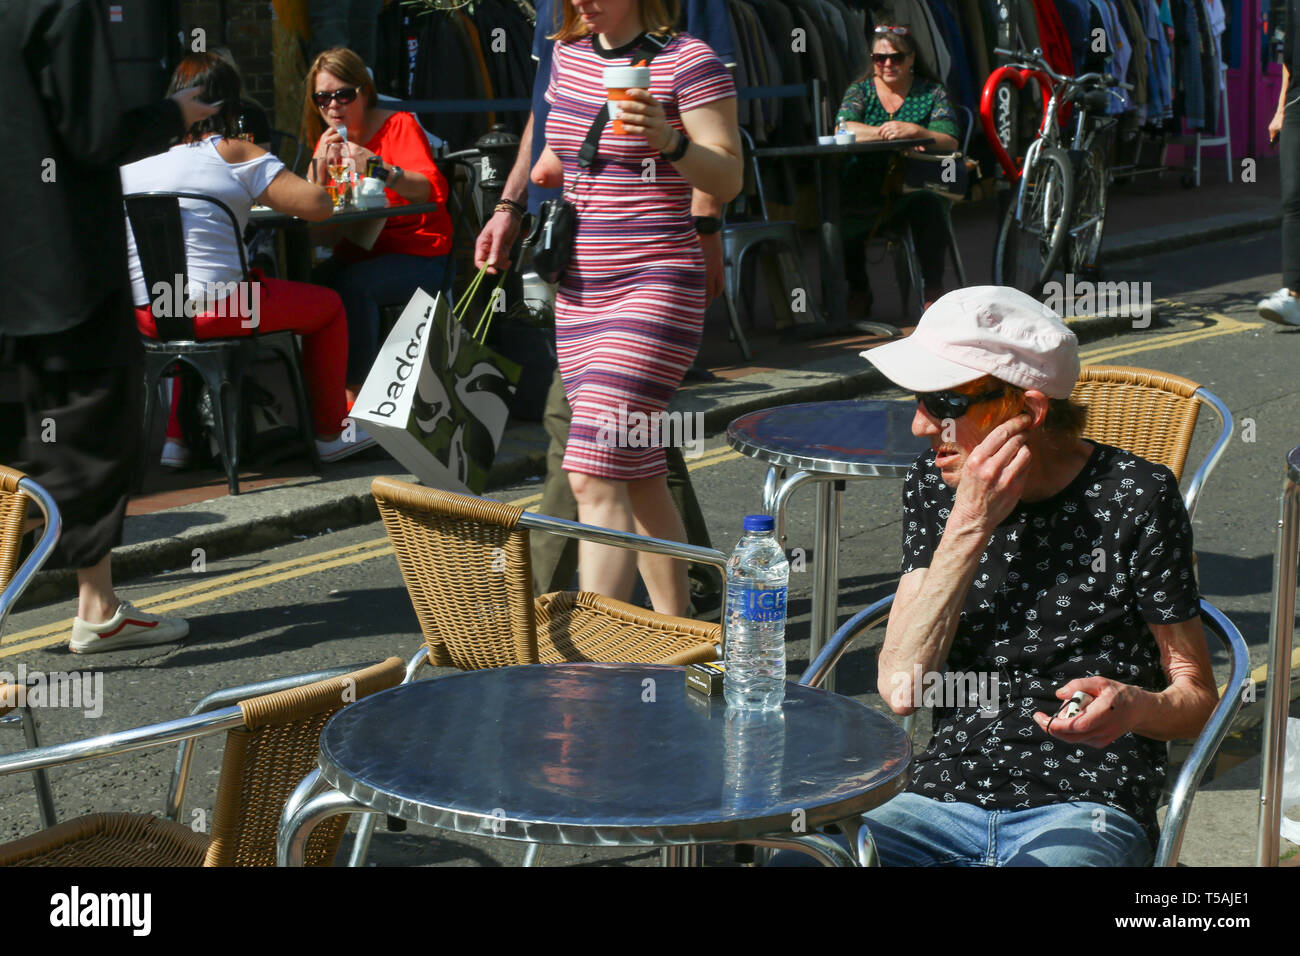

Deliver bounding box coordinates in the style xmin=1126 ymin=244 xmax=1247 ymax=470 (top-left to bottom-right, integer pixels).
xmin=121 ymin=52 xmax=374 ymax=465
xmin=837 ymin=24 xmax=960 ymax=315
xmin=302 ymin=47 xmax=454 ymax=404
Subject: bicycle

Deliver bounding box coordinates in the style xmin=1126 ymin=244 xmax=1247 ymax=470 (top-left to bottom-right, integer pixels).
xmin=979 ymin=48 xmax=1130 ymax=294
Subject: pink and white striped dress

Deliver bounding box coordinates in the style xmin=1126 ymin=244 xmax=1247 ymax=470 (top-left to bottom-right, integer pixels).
xmin=544 ymin=32 xmax=734 ymax=480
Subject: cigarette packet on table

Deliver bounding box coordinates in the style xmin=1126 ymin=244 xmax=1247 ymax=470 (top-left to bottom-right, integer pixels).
xmin=685 ymin=661 xmax=725 ymax=697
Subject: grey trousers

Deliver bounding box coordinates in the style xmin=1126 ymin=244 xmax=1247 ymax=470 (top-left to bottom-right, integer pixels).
xmin=531 ymin=370 xmax=722 ymax=598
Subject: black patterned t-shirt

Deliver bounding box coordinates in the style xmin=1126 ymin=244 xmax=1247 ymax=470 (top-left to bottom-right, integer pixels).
xmin=898 ymin=441 xmax=1200 ymax=848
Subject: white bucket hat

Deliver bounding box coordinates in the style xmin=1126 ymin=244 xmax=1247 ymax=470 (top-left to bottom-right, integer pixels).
xmin=861 ymin=286 xmax=1080 ymax=399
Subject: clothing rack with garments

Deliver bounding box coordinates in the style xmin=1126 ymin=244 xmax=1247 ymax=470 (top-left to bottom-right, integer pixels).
xmin=373 ymin=0 xmax=536 ymax=150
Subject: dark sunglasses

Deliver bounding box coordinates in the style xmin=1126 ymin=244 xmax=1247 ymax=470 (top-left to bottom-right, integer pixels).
xmin=915 ymin=387 xmax=1005 ymax=420
xmin=312 ymin=87 xmax=359 ymax=108
xmin=872 ymin=51 xmax=909 ymax=65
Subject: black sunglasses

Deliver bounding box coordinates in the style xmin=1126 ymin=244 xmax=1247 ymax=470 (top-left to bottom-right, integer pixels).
xmin=872 ymin=51 xmax=909 ymax=65
xmin=312 ymin=87 xmax=360 ymax=108
xmin=915 ymin=387 xmax=1005 ymax=420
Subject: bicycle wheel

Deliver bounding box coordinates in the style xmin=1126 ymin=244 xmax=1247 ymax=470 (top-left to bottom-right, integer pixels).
xmin=993 ymin=146 xmax=1073 ymax=296
xmin=1068 ymin=143 xmax=1108 ymax=276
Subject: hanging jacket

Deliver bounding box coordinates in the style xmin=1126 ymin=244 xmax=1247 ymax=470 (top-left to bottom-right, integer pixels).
xmin=1032 ymin=0 xmax=1077 ymax=76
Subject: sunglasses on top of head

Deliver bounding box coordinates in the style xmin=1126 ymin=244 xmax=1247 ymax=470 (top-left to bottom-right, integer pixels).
xmin=915 ymin=387 xmax=1005 ymax=420
xmin=312 ymin=87 xmax=360 ymax=108
xmin=872 ymin=51 xmax=909 ymax=65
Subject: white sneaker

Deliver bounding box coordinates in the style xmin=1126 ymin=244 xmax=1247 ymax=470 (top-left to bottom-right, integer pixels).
xmin=70 ymin=602 xmax=189 ymax=654
xmin=316 ymin=424 xmax=377 ymax=463
xmin=1257 ymin=288 xmax=1300 ymax=326
xmin=160 ymin=439 xmax=191 ymax=469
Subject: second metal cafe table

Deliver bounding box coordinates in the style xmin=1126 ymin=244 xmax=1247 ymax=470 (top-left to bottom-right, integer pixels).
xmin=249 ymin=200 xmax=441 ymax=282
xmin=276 ymin=663 xmax=911 ymax=867
xmin=728 ymin=399 xmax=928 ymax=691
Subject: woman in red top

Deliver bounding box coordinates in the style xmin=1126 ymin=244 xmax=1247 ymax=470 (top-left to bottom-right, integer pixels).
xmin=302 ymin=47 xmax=455 ymax=402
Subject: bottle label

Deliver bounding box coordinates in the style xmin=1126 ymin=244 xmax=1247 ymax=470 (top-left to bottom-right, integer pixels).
xmin=738 ymin=586 xmax=787 ymax=623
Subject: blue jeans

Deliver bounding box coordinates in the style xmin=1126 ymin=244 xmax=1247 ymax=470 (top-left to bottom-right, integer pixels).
xmin=771 ymin=792 xmax=1153 ymax=866
xmin=317 ymin=253 xmax=453 ymax=385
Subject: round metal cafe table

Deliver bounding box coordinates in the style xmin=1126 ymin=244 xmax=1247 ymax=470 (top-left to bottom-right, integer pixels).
xmin=727 ymin=399 xmax=929 ymax=691
xmin=276 ymin=663 xmax=911 ymax=866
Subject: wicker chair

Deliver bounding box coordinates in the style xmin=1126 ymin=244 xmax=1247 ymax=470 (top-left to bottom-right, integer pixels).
xmin=0 ymin=657 xmax=405 ymax=866
xmin=800 ymin=596 xmax=1249 ymax=867
xmin=0 ymin=466 xmax=62 ymax=829
xmin=1070 ymin=365 xmax=1232 ymax=521
xmin=371 ymin=477 xmax=724 ymax=672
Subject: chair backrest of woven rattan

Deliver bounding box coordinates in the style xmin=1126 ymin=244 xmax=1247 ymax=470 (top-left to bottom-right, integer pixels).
xmin=372 ymin=477 xmax=539 ymax=669
xmin=0 ymin=467 xmax=31 ymax=594
xmin=1072 ymin=365 xmax=1201 ymax=482
xmin=202 ymin=657 xmax=405 ymax=867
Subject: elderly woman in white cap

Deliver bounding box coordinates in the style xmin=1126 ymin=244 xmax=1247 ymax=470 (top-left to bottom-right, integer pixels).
xmin=781 ymin=287 xmax=1218 ymax=867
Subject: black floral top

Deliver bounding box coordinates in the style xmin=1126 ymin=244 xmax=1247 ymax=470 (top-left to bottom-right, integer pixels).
xmin=898 ymin=442 xmax=1200 ymax=848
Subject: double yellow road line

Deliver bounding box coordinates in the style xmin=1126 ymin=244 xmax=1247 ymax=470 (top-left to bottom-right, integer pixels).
xmin=1 ymin=310 xmax=1268 ymax=663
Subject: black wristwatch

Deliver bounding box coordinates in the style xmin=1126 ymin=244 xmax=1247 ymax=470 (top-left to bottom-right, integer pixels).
xmin=660 ymin=130 xmax=690 ymax=163
xmin=693 ymin=216 xmax=723 ymax=235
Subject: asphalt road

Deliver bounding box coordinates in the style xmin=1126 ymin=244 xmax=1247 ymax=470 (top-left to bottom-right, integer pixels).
xmin=2 ymin=227 xmax=1296 ymax=867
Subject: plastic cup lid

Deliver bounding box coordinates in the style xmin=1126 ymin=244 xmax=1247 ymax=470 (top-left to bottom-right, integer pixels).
xmin=743 ymin=514 xmax=775 ymax=532
xmin=603 ymin=66 xmax=651 ymax=88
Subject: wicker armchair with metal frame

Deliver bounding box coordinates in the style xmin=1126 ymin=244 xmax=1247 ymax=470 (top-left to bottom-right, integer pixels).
xmin=125 ymin=191 xmax=320 ymax=496
xmin=345 ymin=478 xmax=726 ymax=867
xmin=0 ymin=466 xmax=62 ymax=831
xmin=775 ymin=362 xmax=1238 ymax=866
xmin=371 ymin=477 xmax=724 ymax=677
xmin=799 ymin=595 xmax=1248 ymax=867
xmin=0 ymin=657 xmax=405 ymax=866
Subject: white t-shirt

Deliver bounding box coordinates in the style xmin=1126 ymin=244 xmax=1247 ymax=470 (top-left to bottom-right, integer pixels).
xmin=120 ymin=136 xmax=285 ymax=309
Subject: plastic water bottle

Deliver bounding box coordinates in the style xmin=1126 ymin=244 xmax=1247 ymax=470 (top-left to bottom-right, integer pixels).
xmin=724 ymin=514 xmax=788 ymax=710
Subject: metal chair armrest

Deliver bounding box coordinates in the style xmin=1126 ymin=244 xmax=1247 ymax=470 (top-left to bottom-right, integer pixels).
xmin=0 ymin=478 xmax=61 ymax=636
xmin=1182 ymin=387 xmax=1232 ymax=524
xmin=799 ymin=593 xmax=895 ymax=688
xmin=1153 ymin=598 xmax=1251 ymax=867
xmin=164 ymin=663 xmax=375 ymax=822
xmin=518 ymin=510 xmax=730 ymax=639
xmin=0 ymin=707 xmax=244 ymax=780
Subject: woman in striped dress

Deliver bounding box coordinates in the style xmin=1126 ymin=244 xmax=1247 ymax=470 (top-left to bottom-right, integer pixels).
xmin=537 ymin=0 xmax=740 ymax=615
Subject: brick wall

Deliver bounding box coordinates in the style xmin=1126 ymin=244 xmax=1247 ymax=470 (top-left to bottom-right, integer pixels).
xmin=177 ymin=0 xmax=275 ymax=106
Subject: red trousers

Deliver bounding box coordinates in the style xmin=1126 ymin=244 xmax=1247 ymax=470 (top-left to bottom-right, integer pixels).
xmin=135 ymin=275 xmax=348 ymax=437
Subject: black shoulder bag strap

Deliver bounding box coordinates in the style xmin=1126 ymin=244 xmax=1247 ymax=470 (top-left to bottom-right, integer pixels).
xmin=576 ymin=32 xmax=672 ymax=170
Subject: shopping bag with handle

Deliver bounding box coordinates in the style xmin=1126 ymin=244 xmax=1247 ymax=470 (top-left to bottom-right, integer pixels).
xmin=350 ymin=269 xmax=520 ymax=493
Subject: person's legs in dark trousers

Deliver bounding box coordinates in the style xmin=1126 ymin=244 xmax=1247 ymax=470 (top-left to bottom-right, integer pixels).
xmin=1258 ymin=96 xmax=1300 ymax=323
xmin=1283 ymin=97 xmax=1300 ymax=292
xmin=530 ymin=369 xmax=722 ymax=602
xmin=900 ymin=192 xmax=949 ymax=302
xmin=315 ymin=252 xmax=453 ymax=388
xmin=1 ymin=297 xmax=187 ymax=650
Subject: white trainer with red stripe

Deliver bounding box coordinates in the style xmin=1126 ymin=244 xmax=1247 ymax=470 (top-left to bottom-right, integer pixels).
xmin=69 ymin=602 xmax=189 ymax=654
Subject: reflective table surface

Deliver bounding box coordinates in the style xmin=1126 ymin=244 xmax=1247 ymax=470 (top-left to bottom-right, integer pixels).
xmin=317 ymin=663 xmax=911 ymax=847
xmin=728 ymin=399 xmax=929 ymax=477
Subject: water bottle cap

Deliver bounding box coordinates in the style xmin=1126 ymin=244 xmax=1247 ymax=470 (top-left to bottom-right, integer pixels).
xmin=743 ymin=514 xmax=775 ymax=532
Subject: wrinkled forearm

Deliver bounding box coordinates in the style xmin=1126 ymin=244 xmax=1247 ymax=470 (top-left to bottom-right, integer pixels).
xmin=1129 ymin=679 xmax=1218 ymax=741
xmin=877 ymin=521 xmax=990 ymax=713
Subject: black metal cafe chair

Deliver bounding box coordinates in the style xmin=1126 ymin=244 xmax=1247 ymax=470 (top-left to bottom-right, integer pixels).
xmin=720 ymin=128 xmax=825 ymax=360
xmin=123 ymin=192 xmax=320 ymax=495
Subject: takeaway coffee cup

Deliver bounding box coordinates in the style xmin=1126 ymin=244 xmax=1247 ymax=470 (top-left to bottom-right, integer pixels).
xmin=603 ymin=65 xmax=652 ymax=134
